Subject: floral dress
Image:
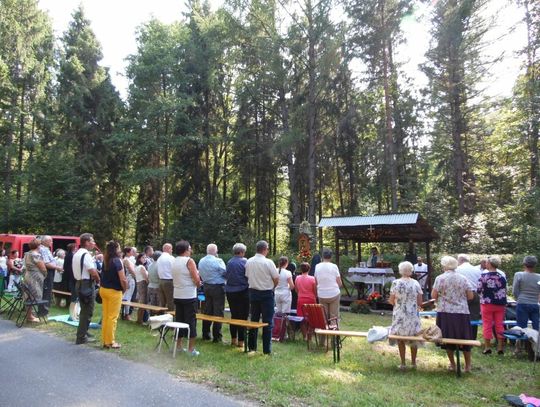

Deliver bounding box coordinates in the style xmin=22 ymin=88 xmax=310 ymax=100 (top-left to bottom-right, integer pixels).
xmin=23 ymin=250 xmax=46 ymax=300
xmin=389 ymin=278 xmax=423 ymax=343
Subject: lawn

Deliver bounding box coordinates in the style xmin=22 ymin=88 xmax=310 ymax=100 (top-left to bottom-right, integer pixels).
xmin=8 ymin=304 xmax=540 ymax=407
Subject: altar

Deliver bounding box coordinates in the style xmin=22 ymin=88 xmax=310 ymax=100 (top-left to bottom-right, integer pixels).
xmin=347 ymin=267 xmax=395 ymax=296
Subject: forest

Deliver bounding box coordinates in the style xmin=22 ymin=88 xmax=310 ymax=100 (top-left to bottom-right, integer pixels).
xmin=0 ymin=0 xmax=539 ymax=256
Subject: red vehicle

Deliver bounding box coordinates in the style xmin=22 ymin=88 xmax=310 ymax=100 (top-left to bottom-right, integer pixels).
xmin=0 ymin=234 xmax=80 ymax=255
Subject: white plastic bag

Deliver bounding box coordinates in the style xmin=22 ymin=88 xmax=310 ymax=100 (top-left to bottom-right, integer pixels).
xmin=367 ymin=326 xmax=389 ymax=343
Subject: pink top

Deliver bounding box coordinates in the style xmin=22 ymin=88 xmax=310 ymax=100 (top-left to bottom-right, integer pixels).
xmin=296 ymin=274 xmax=316 ymax=301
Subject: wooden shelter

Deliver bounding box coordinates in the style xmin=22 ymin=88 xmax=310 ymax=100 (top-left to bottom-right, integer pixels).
xmin=318 ymin=212 xmax=439 ymax=292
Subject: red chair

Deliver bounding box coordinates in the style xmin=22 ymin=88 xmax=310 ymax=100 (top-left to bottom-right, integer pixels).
xmin=302 ymin=303 xmax=339 ymax=351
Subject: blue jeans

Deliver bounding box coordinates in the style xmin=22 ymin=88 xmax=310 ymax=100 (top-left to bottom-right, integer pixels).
xmin=248 ymin=289 xmax=274 ymax=354
xmin=517 ymin=303 xmax=539 ymax=331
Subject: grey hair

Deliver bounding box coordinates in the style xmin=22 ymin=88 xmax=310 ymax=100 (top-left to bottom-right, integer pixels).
xmin=232 ymin=243 xmax=247 ymax=255
xmin=440 ymin=255 xmax=458 ymax=270
xmin=523 ymin=255 xmax=538 ymax=268
xmin=207 ymin=243 xmax=218 ymax=255
xmin=256 ymin=240 xmax=269 ymax=253
xmin=398 ymin=261 xmax=414 ymax=277
xmin=322 ymin=248 xmax=333 ymax=259
xmin=41 ymin=235 xmax=52 ymax=243
xmin=55 ymin=249 xmax=66 ymax=257
xmin=487 ymin=256 xmax=501 ymax=268
xmin=457 ymin=253 xmax=469 ymax=263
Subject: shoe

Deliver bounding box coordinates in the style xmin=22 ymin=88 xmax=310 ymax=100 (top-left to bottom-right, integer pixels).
xmin=237 ymin=341 xmax=244 ymax=348
xmin=410 ymin=364 xmax=417 ymax=370
xmin=497 ymin=350 xmax=504 ymax=355
xmin=398 ymin=365 xmax=407 ymax=370
xmin=202 ymin=336 xmax=211 ymax=341
xmin=212 ymin=338 xmax=222 ymax=344
xmin=447 ymin=364 xmax=456 ymax=371
xmin=75 ymin=339 xmax=88 ymax=345
xmin=482 ymin=349 xmax=492 ymax=355
xmin=27 ymin=317 xmax=40 ymax=323
xmin=189 ymin=349 xmax=200 ymax=356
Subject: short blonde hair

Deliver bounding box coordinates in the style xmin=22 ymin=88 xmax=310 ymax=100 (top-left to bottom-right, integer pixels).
xmin=440 ymin=255 xmax=458 ymax=270
xmin=398 ymin=261 xmax=414 ymax=277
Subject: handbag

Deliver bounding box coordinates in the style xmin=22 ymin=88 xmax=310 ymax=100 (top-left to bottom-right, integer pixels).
xmin=95 ymin=289 xmax=102 ymax=304
xmin=78 ymin=253 xmax=94 ymax=304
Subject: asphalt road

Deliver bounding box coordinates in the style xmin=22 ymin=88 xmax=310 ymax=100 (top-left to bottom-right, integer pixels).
xmin=0 ymin=319 xmax=247 ymax=407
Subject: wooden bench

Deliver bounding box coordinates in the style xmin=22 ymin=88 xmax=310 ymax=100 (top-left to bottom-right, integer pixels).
xmin=121 ymin=301 xmax=168 ymax=321
xmin=195 ymin=314 xmax=268 ymax=352
xmin=315 ymin=329 xmax=481 ymax=377
xmin=52 ymin=289 xmax=72 ymax=306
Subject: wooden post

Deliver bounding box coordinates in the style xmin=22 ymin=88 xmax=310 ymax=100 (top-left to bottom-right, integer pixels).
xmin=357 ymin=241 xmax=361 ymax=265
xmin=335 ymin=230 xmax=340 ymax=268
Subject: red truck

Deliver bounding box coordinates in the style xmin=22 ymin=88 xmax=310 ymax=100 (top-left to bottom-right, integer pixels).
xmin=0 ymin=234 xmax=80 ymax=255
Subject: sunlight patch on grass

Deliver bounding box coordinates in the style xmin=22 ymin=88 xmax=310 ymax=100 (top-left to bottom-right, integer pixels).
xmin=318 ymin=367 xmax=364 ymax=383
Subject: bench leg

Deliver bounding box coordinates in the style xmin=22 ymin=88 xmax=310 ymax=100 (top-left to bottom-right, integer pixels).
xmin=455 ymin=348 xmax=461 ymax=378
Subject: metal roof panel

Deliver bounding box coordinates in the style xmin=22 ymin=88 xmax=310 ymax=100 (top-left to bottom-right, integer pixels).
xmin=318 ymin=213 xmax=419 ymax=227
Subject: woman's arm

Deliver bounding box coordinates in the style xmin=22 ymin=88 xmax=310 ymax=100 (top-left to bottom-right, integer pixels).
xmin=466 ymin=289 xmax=474 ymax=301
xmin=36 ymin=259 xmax=47 ymax=275
xmin=140 ymin=265 xmax=149 ymax=282
xmin=336 ymin=276 xmax=343 ymax=288
xmin=416 ymin=293 xmax=423 ymax=308
xmin=124 ymin=259 xmax=136 ymax=277
xmin=117 ymin=263 xmax=128 ymax=292
xmin=388 ymin=293 xmax=396 ymax=306
xmin=431 ymin=288 xmax=438 ymax=301
xmin=512 ymin=274 xmax=520 ymax=299
xmin=287 ymin=276 xmax=294 ymax=291
xmin=187 ymin=258 xmax=201 ymax=287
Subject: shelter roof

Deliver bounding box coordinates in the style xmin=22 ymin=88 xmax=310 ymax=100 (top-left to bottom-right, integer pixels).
xmin=318 ymin=212 xmax=439 ymax=243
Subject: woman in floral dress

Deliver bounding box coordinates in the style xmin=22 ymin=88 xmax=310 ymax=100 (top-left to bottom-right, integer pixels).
xmin=389 ymin=261 xmax=423 ymax=370
xmin=477 ymin=256 xmax=507 ymax=355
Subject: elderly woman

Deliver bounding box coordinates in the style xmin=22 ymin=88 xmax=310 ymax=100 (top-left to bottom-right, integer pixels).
xmin=513 ymin=255 xmax=540 ymax=331
xmin=172 ymin=240 xmax=202 ymax=356
xmin=477 ymin=256 xmax=507 ymax=354
xmin=389 ymin=261 xmax=423 ymax=370
xmin=314 ymin=248 xmax=342 ymax=321
xmin=23 ymin=238 xmax=48 ymax=322
xmin=432 ymin=255 xmax=474 ymax=373
xmin=225 ymin=243 xmax=249 ymax=348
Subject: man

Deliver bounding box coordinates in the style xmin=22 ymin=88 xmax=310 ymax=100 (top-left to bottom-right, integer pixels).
xmin=157 ymin=243 xmax=175 ymax=310
xmin=198 ymin=244 xmax=227 ymax=342
xmin=73 ymin=233 xmax=100 ymax=345
xmin=456 ymin=253 xmax=482 ymax=339
xmin=245 ymin=240 xmax=279 ymax=354
xmin=413 ymin=256 xmax=429 ymax=296
xmin=39 ymin=235 xmax=63 ymax=315
xmin=144 ymin=245 xmax=154 ymax=269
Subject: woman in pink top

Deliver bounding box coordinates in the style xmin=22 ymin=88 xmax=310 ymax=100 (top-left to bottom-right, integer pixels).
xmin=295 ymin=262 xmax=317 ymax=317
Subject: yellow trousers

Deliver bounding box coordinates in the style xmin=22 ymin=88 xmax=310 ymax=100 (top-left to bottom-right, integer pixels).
xmin=100 ymin=286 xmax=122 ymax=346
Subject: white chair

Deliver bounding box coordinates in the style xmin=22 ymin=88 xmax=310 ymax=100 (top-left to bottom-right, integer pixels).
xmin=157 ymin=321 xmax=190 ymax=358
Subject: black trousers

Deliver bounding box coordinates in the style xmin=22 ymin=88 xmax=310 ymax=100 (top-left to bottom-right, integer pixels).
xmin=76 ymin=280 xmax=95 ymax=344
xmin=226 ymin=289 xmax=249 ymax=342
xmin=40 ymin=268 xmax=55 ymax=315
xmin=202 ymin=284 xmax=225 ymax=341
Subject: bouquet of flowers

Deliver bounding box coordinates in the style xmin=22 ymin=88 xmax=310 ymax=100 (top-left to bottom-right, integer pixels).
xmin=297 ymin=247 xmax=311 ymax=263
xmin=367 ymin=292 xmax=382 ymax=306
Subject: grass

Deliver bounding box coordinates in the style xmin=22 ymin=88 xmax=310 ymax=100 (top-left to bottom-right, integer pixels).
xmin=6 ymin=303 xmax=540 ymax=407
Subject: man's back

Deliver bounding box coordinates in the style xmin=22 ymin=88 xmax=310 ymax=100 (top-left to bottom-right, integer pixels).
xmin=456 ymin=262 xmax=481 ymax=291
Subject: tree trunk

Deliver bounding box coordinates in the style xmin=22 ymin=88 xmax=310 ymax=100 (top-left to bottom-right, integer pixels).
xmin=307 ymin=0 xmax=317 ymax=225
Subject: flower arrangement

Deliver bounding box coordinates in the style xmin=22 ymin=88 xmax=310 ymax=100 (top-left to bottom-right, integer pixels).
xmin=367 ymin=292 xmax=382 ymax=305
xmin=297 ymin=247 xmax=311 ymax=263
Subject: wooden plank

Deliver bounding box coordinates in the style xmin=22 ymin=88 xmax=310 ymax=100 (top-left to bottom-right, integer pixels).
xmin=195 ymin=313 xmax=267 ymax=328
xmin=438 ymin=338 xmax=481 ymax=347
xmin=388 ymin=334 xmax=426 ymax=342
xmin=121 ymin=301 xmax=168 ymax=313
xmin=52 ymin=289 xmax=71 ymax=296
xmin=315 ymin=329 xmax=368 ymax=337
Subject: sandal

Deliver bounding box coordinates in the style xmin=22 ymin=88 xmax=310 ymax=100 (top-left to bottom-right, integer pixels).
xmin=482 ymin=349 xmax=492 ymax=355
xmin=447 ymin=364 xmax=456 ymax=371
xmin=27 ymin=317 xmax=40 ymax=323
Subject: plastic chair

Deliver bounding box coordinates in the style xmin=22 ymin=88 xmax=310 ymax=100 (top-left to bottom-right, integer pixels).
xmin=157 ymin=321 xmax=190 ymax=358
xmin=302 ymin=304 xmax=339 ymax=351
xmin=14 ymin=281 xmax=49 ymax=328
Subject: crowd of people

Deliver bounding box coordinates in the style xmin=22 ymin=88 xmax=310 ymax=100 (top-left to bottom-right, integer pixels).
xmin=3 ymin=236 xmax=538 ymax=370
xmin=389 ymin=254 xmax=539 ymax=372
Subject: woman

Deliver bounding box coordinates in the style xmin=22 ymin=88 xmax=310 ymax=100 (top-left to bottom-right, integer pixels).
xmin=171 ymin=240 xmax=202 ymax=356
xmin=224 ymin=243 xmax=249 ymax=348
xmin=295 ymin=262 xmax=317 ymax=339
xmin=147 ymin=251 xmax=161 ymax=306
xmin=295 ymin=262 xmax=317 ymax=317
xmin=121 ymin=247 xmax=137 ymax=320
xmin=0 ymin=249 xmax=7 ymax=288
xmin=100 ymin=241 xmax=127 ymax=349
xmin=134 ymin=253 xmax=149 ymax=323
xmin=389 ymin=261 xmax=423 ymax=370
xmin=432 ymin=255 xmax=474 ymax=373
xmin=53 ymin=249 xmax=66 ymax=305
xmin=23 ymin=238 xmax=47 ymax=322
xmin=477 ymin=256 xmax=507 ymax=354
xmin=513 ymin=255 xmax=540 ymax=331
xmin=314 ymin=248 xmax=342 ymax=320
xmin=368 ymin=247 xmax=382 ymax=268
xmin=274 ymin=256 xmax=294 ymax=314
xmin=7 ymin=250 xmax=23 ymax=291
